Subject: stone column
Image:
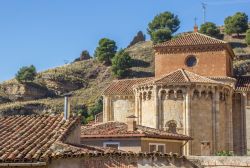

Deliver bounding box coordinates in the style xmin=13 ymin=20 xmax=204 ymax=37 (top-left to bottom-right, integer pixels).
xmin=241 ymin=93 xmax=247 ymax=155
xmin=183 ymin=88 xmax=191 ymax=156
xmin=103 ymin=96 xmax=111 ymax=122
xmin=154 ymin=86 xmax=159 ymax=129
xmin=245 ymin=93 xmax=250 ymax=155
xmin=212 ymin=88 xmax=219 ymax=154
xmin=134 ymin=91 xmax=139 ymax=124
xmin=226 ymin=91 xmax=234 ymax=152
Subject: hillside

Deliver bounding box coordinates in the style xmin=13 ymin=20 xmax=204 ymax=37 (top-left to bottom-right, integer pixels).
xmin=0 ymin=41 xmax=154 ymax=116
xmin=0 ymin=33 xmax=250 ymax=116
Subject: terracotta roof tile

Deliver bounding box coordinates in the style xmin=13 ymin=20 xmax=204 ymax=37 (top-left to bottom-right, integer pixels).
xmin=81 ymin=122 xmax=192 ymax=141
xmin=103 ymin=78 xmax=153 ymax=95
xmin=154 ymin=32 xmax=226 ymax=48
xmin=236 ymin=76 xmax=250 ymax=92
xmin=137 ymin=69 xmax=221 ymax=86
xmin=0 ymin=115 xmax=102 ymax=163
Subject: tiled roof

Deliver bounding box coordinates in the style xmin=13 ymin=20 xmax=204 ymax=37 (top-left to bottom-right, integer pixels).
xmin=0 ymin=115 xmax=111 ymax=163
xmin=103 ymin=78 xmax=153 ymax=95
xmin=236 ymin=76 xmax=250 ymax=92
xmin=81 ymin=122 xmax=192 ymax=141
xmin=154 ymin=32 xmax=226 ymax=48
xmin=138 ymin=69 xmax=221 ymax=86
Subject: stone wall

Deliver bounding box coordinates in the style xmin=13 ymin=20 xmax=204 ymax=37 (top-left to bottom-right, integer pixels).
xmin=232 ymin=93 xmax=245 ymax=155
xmin=49 ymin=156 xmax=196 ymax=168
xmin=141 ymin=96 xmax=155 ymax=128
xmin=191 ymin=98 xmax=213 ymax=155
xmin=161 ymin=99 xmax=183 ymax=132
xmin=112 ymin=96 xmax=135 ymax=122
xmin=155 ymin=50 xmax=232 ymax=78
xmin=188 ymin=156 xmax=250 ymax=168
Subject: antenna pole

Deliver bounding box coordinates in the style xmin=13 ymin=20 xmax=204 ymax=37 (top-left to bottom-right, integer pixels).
xmin=202 ymin=3 xmax=207 ymax=24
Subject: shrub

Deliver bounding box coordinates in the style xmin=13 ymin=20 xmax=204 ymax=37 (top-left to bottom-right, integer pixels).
xmin=246 ymin=29 xmax=250 ymax=45
xmin=224 ymin=12 xmax=249 ymax=36
xmin=147 ymin=11 xmax=180 ymax=44
xmin=111 ymin=49 xmax=132 ymax=78
xmin=128 ymin=31 xmax=146 ymax=48
xmin=94 ymin=38 xmax=117 ymax=65
xmin=199 ymin=22 xmax=220 ymax=38
xmin=16 ymin=65 xmax=37 ymax=83
xmin=216 ymin=150 xmax=233 ymax=156
xmin=74 ymin=50 xmax=91 ymax=62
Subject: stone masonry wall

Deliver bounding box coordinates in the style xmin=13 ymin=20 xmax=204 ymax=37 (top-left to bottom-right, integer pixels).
xmin=161 ymin=99 xmax=183 ymax=132
xmin=112 ymin=96 xmax=135 ymax=122
xmin=188 ymin=156 xmax=250 ymax=168
xmin=191 ymin=98 xmax=213 ymax=155
xmin=141 ymin=98 xmax=155 ymax=128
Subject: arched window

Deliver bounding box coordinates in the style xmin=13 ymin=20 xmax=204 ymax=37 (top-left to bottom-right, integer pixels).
xmin=168 ymin=90 xmax=175 ymax=99
xmin=161 ymin=90 xmax=167 ymax=100
xmin=143 ymin=92 xmax=147 ymax=101
xmin=201 ymin=91 xmax=206 ymax=98
xmin=147 ymin=91 xmax=152 ymax=100
xmin=177 ymin=90 xmax=183 ymax=99
xmin=193 ymin=90 xmax=199 ymax=99
xmin=166 ymin=120 xmax=177 ymax=133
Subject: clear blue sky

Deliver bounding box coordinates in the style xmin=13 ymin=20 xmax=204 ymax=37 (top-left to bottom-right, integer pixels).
xmin=0 ymin=0 xmax=249 ymax=82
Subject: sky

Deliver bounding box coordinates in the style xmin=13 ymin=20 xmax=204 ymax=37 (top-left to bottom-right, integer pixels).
xmin=0 ymin=0 xmax=249 ymax=82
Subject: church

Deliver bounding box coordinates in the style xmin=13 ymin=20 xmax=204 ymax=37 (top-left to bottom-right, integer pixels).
xmin=102 ymin=30 xmax=249 ymax=156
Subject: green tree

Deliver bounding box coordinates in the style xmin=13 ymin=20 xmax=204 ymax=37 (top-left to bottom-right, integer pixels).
xmin=128 ymin=31 xmax=146 ymax=48
xmin=246 ymin=29 xmax=250 ymax=45
xmin=199 ymin=22 xmax=220 ymax=38
xmin=94 ymin=38 xmax=117 ymax=65
xmin=147 ymin=11 xmax=180 ymax=43
xmin=16 ymin=65 xmax=37 ymax=83
xmin=74 ymin=50 xmax=91 ymax=62
xmin=89 ymin=98 xmax=103 ymax=116
xmin=224 ymin=12 xmax=249 ymax=36
xmin=151 ymin=29 xmax=172 ymax=44
xmin=111 ymin=49 xmax=132 ymax=78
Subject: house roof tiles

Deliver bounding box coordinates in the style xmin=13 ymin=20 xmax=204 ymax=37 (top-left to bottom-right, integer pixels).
xmin=81 ymin=122 xmax=192 ymax=141
xmin=103 ymin=78 xmax=153 ymax=95
xmin=236 ymin=76 xmax=250 ymax=92
xmin=154 ymin=32 xmax=226 ymax=48
xmin=137 ymin=69 xmax=222 ymax=86
xmin=0 ymin=115 xmax=118 ymax=163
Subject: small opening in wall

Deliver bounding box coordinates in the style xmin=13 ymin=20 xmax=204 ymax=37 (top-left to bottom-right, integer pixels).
xmin=177 ymin=90 xmax=183 ymax=99
xmin=185 ymin=55 xmax=197 ymax=67
xmin=169 ymin=90 xmax=175 ymax=99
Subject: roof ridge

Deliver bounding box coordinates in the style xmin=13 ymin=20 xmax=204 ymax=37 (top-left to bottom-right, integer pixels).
xmin=154 ymin=69 xmax=183 ymax=83
xmin=154 ymin=32 xmax=227 ymax=48
xmin=181 ymin=69 xmax=190 ymax=82
xmin=193 ymin=32 xmax=227 ymax=44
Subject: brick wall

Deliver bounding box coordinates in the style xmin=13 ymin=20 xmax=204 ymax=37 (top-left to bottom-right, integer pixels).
xmin=155 ymin=50 xmax=233 ymax=78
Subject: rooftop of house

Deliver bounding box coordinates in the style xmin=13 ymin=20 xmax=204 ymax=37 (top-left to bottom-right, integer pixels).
xmin=236 ymin=76 xmax=250 ymax=92
xmin=102 ymin=69 xmax=230 ymax=96
xmin=0 ymin=115 xmax=119 ymax=163
xmin=137 ymin=69 xmax=223 ymax=86
xmin=103 ymin=77 xmax=153 ymax=95
xmin=153 ymin=32 xmax=227 ymax=48
xmin=81 ymin=121 xmax=192 ymax=141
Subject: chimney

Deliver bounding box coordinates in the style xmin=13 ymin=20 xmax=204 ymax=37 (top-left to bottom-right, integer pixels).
xmin=194 ymin=25 xmax=198 ymax=33
xmin=64 ymin=94 xmax=71 ymax=120
xmin=127 ymin=115 xmax=137 ymax=132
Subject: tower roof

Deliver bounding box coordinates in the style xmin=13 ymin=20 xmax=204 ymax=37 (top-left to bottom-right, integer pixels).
xmin=154 ymin=32 xmax=226 ymax=48
xmin=136 ymin=69 xmax=223 ymax=86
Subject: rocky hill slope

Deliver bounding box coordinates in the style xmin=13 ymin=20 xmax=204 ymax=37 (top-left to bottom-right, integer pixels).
xmin=0 ymin=41 xmax=154 ymax=116
xmin=0 ymin=32 xmax=250 ymax=116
